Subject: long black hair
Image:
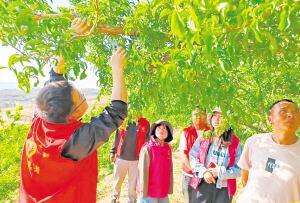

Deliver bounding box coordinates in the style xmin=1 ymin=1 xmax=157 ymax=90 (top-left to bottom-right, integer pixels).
xmin=150 ymin=120 xmax=173 ymax=143
xmin=220 ymin=127 xmax=234 ymax=142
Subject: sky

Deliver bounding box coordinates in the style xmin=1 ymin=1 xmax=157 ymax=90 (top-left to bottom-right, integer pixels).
xmin=0 ymin=0 xmax=99 ymax=90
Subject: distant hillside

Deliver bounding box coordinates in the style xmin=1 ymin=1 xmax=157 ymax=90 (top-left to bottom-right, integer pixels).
xmin=0 ymin=86 xmax=99 ymax=109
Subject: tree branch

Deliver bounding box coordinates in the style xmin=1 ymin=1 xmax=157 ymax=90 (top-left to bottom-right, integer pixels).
xmin=34 ymin=13 xmax=137 ymax=36
xmin=97 ymin=25 xmax=136 ymax=36
xmin=241 ymin=123 xmax=268 ymax=133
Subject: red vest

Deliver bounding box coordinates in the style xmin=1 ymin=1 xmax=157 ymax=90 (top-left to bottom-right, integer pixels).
xmin=147 ymin=138 xmax=172 ymax=198
xmin=183 ymin=125 xmax=198 ymax=158
xmin=183 ymin=124 xmax=211 ymax=174
xmin=116 ymin=117 xmax=150 ymax=158
xmin=20 ymin=116 xmax=98 ymax=203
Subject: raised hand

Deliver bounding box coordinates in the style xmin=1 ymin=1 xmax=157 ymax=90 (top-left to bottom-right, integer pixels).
xmin=109 ymin=47 xmax=126 ymax=71
xmin=203 ymin=170 xmax=216 ymax=184
xmin=110 ymin=47 xmax=128 ymax=103
xmin=71 ymin=17 xmax=92 ymax=36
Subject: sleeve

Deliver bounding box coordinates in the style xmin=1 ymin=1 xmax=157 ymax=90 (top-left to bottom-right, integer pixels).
xmin=138 ymin=146 xmax=150 ymax=198
xmin=146 ymin=122 xmax=151 ymax=141
xmin=218 ymin=143 xmax=243 ymax=180
xmin=169 ymin=149 xmax=173 ymax=194
xmin=237 ymin=137 xmax=252 ymax=170
xmin=189 ymin=137 xmax=207 ymax=178
xmin=110 ymin=129 xmax=120 ymax=155
xmin=61 ymin=100 xmax=127 ymax=161
xmin=178 ymin=132 xmax=187 ymax=152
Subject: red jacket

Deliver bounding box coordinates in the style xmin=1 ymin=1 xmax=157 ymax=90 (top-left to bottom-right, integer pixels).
xmin=20 ymin=116 xmax=98 ymax=203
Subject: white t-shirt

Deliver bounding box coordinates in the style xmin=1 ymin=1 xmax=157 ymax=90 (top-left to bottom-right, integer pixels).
xmin=237 ymin=133 xmax=300 ymax=203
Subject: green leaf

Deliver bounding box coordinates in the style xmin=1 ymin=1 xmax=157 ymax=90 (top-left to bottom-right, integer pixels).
xmin=204 ymin=34 xmax=214 ymax=52
xmin=24 ymin=66 xmax=38 ymax=76
xmin=80 ymin=70 xmax=87 ymax=80
xmin=160 ymin=8 xmax=171 ymax=19
xmin=264 ymin=32 xmax=278 ymax=54
xmin=171 ymin=11 xmax=185 ymax=38
xmin=251 ymin=27 xmax=262 ymax=43
xmin=279 ymin=6 xmax=290 ymax=31
xmin=174 ymin=0 xmax=183 ymax=6
xmin=218 ymin=58 xmax=226 ymax=72
xmin=73 ymin=66 xmax=80 ymax=77
xmin=8 ymin=54 xmax=29 ymax=68
xmin=189 ymin=7 xmax=200 ymax=28
xmin=161 ymin=62 xmax=176 ymax=78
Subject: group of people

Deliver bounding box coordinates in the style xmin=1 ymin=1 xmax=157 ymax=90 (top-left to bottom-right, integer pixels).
xmin=18 ymin=46 xmax=300 ymax=203
xmin=180 ymin=107 xmax=242 ymax=203
xmin=110 ymin=116 xmax=173 ymax=203
xmin=111 ymin=100 xmax=300 ymax=203
xmin=179 ymin=103 xmax=300 ymax=203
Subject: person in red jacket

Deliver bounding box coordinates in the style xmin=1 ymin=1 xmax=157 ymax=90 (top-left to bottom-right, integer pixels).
xmin=19 ymin=47 xmax=128 ymax=203
xmin=138 ymin=120 xmax=173 ymax=203
xmin=179 ymin=107 xmax=210 ymax=202
xmin=109 ymin=115 xmax=150 ymax=203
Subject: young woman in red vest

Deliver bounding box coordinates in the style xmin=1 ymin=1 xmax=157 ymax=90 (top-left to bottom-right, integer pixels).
xmin=20 ymin=46 xmax=128 ymax=203
xmin=189 ymin=108 xmax=242 ymax=203
xmin=138 ymin=120 xmax=174 ymax=203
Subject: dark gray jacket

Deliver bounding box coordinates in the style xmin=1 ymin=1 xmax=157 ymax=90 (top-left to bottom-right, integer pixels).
xmin=110 ymin=121 xmax=150 ymax=161
xmin=46 ymin=69 xmax=127 ymax=161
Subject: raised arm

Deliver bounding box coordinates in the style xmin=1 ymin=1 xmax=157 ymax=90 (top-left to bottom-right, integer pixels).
xmin=61 ymin=48 xmax=128 ymax=161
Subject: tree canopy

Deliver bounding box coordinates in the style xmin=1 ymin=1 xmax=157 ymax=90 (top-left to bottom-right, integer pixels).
xmin=0 ymin=0 xmax=299 ymax=139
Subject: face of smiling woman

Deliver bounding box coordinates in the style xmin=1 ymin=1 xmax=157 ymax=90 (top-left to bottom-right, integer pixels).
xmin=155 ymin=124 xmax=168 ymax=141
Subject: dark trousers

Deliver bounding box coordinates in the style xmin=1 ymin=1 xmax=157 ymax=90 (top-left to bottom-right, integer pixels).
xmin=190 ymin=182 xmax=231 ymax=203
xmin=182 ymin=175 xmax=194 ymax=203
